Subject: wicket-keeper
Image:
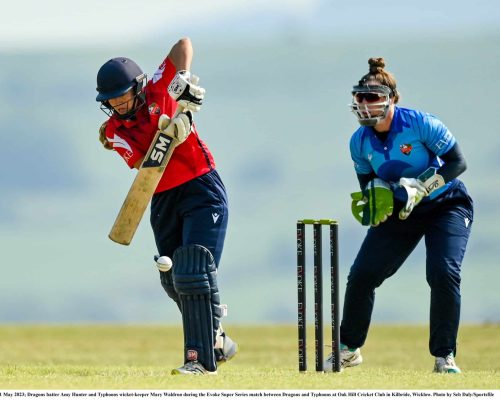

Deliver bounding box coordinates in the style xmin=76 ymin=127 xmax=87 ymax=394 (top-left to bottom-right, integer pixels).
xmin=325 ymin=57 xmax=473 ymax=373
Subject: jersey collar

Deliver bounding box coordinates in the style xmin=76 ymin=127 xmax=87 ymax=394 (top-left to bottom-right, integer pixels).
xmin=363 ymin=106 xmax=404 ymax=154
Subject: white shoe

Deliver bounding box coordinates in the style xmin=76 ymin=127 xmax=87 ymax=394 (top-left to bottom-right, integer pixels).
xmin=324 ymin=344 xmax=363 ymax=370
xmin=433 ymin=353 xmax=461 ymax=373
xmin=171 ymin=361 xmax=217 ymax=375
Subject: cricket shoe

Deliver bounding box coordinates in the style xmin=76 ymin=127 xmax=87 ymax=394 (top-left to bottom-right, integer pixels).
xmin=433 ymin=353 xmax=461 ymax=373
xmin=171 ymin=361 xmax=217 ymax=375
xmin=215 ymin=332 xmax=239 ymax=366
xmin=323 ymin=344 xmax=363 ymax=371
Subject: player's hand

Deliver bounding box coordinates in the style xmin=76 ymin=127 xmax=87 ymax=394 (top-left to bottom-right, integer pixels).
xmin=395 ymin=178 xmax=428 ymax=220
xmin=168 ymin=71 xmax=205 ymax=112
xmin=351 ymin=178 xmax=393 ymax=226
xmin=99 ymin=121 xmax=113 ymax=150
xmin=160 ymin=111 xmax=193 ymax=143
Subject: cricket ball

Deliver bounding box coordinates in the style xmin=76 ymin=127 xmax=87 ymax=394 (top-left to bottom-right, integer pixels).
xmin=156 ymin=256 xmax=173 ymax=272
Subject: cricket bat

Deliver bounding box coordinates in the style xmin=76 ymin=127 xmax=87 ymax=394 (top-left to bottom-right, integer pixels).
xmin=108 ymin=106 xmax=183 ymax=245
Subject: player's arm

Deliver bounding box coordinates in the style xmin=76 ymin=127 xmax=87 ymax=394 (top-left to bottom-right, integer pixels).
xmin=399 ymin=142 xmax=466 ymax=193
xmin=168 ymin=37 xmax=193 ymax=71
xmin=396 ymin=142 xmax=468 ymax=218
xmin=356 ymin=172 xmax=378 ymax=190
xmin=166 ymin=38 xmax=205 ymax=112
xmin=349 ymin=134 xmax=394 ymax=226
xmin=436 ymin=142 xmax=467 ymax=182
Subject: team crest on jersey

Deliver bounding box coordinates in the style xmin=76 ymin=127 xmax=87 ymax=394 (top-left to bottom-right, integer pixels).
xmin=400 ymin=144 xmax=412 ymax=155
xmin=148 ymin=103 xmax=161 ymax=115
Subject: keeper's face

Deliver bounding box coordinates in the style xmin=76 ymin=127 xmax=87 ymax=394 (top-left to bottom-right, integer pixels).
xmin=353 ymin=92 xmax=387 ymax=117
xmin=349 ymin=83 xmax=393 ymax=127
xmin=108 ymin=89 xmax=135 ymax=115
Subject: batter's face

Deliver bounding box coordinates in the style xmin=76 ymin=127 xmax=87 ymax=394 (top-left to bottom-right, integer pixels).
xmin=108 ymin=90 xmax=135 ymax=115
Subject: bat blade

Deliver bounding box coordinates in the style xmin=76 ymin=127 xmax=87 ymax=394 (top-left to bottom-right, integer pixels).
xmin=108 ymin=109 xmax=181 ymax=245
xmin=108 ymin=167 xmax=163 ymax=245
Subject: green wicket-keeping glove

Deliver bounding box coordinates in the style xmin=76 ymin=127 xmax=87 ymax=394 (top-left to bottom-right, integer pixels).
xmin=351 ymin=178 xmax=394 ymax=226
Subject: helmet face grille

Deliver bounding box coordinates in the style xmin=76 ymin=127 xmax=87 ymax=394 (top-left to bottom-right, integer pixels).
xmin=349 ymin=85 xmax=392 ymax=127
xmin=96 ymin=57 xmax=144 ymax=102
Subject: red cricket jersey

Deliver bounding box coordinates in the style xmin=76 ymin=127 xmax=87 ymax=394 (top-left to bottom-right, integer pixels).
xmin=104 ymin=57 xmax=215 ymax=193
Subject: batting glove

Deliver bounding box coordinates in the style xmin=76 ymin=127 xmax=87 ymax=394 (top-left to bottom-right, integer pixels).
xmin=159 ymin=111 xmax=193 ymax=143
xmin=168 ymin=71 xmax=205 ymax=113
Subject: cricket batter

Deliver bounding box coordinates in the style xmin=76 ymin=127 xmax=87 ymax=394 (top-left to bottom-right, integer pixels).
xmin=95 ymin=38 xmax=237 ymax=375
xmin=324 ymin=58 xmax=473 ymax=373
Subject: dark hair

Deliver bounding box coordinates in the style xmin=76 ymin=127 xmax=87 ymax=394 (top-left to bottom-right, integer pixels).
xmin=358 ymin=57 xmax=400 ymax=103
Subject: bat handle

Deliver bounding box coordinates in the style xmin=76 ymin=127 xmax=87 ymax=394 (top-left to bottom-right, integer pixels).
xmin=158 ymin=114 xmax=171 ymax=131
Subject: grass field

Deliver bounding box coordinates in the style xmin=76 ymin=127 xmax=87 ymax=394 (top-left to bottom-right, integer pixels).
xmin=0 ymin=324 xmax=498 ymax=390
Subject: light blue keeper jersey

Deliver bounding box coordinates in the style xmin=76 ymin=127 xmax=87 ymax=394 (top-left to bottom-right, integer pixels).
xmin=350 ymin=106 xmax=456 ymax=200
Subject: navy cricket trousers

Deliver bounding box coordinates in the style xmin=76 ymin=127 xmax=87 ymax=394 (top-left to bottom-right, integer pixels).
xmin=150 ymin=169 xmax=228 ymax=302
xmin=340 ymin=180 xmax=473 ymax=357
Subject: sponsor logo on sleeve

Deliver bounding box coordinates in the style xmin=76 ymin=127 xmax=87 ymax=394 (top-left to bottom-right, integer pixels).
xmin=152 ymin=63 xmax=166 ymax=84
xmin=435 ymin=131 xmax=452 ymax=150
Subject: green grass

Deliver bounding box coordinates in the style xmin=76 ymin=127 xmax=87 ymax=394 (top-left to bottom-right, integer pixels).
xmin=0 ymin=324 xmax=498 ymax=389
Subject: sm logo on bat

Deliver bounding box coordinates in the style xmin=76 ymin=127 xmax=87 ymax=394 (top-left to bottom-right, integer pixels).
xmin=143 ymin=133 xmax=174 ymax=168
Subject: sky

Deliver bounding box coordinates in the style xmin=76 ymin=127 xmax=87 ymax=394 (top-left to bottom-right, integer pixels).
xmin=2 ymin=0 xmax=499 ymax=50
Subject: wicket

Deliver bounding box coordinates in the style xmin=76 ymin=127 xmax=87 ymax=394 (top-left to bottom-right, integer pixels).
xmin=297 ymin=219 xmax=341 ymax=373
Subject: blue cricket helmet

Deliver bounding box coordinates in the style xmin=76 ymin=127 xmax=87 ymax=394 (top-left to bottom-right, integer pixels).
xmin=96 ymin=57 xmax=144 ymax=102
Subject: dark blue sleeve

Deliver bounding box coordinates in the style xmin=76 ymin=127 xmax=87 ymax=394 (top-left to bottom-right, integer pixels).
xmin=438 ymin=142 xmax=467 ymax=182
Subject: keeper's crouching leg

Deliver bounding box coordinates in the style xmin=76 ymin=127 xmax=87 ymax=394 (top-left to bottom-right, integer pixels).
xmin=173 ymin=244 xmax=223 ymax=372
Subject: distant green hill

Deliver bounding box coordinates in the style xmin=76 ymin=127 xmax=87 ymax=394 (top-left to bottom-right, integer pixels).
xmin=0 ymin=33 xmax=498 ymax=323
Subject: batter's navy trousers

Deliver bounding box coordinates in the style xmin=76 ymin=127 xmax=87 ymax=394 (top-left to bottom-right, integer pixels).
xmin=341 ymin=180 xmax=473 ymax=357
xmin=150 ymin=169 xmax=228 ymax=301
xmin=150 ymin=169 xmax=228 ymax=264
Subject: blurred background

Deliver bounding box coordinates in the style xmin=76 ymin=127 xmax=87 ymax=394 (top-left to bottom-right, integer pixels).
xmin=1 ymin=0 xmax=499 ymax=325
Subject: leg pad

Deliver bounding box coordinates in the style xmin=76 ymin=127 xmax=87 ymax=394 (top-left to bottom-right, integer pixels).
xmin=173 ymin=244 xmax=221 ymax=371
